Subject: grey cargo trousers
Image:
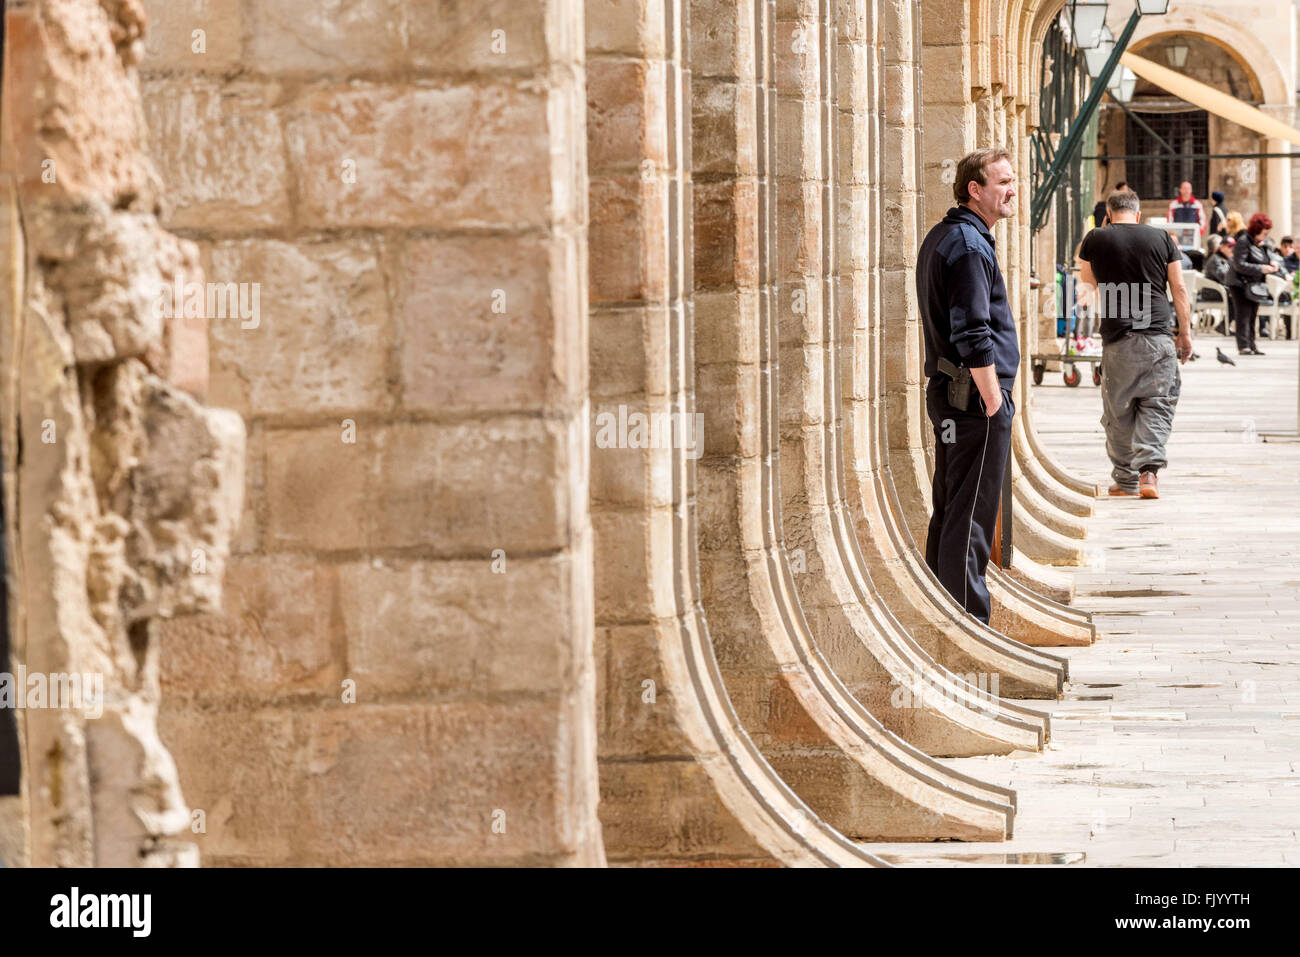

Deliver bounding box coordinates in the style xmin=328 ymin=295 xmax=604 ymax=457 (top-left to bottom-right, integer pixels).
xmin=1099 ymin=331 xmax=1181 ymax=491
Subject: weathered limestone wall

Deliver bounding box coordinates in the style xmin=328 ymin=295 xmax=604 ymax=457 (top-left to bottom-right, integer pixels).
xmin=136 ymin=0 xmax=603 ymax=866
xmin=0 ymin=0 xmax=244 ymax=866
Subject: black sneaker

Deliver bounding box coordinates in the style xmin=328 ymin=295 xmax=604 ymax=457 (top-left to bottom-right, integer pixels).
xmin=1214 ymin=321 xmax=1226 ymax=336
xmin=1250 ymin=347 xmax=1267 ymax=355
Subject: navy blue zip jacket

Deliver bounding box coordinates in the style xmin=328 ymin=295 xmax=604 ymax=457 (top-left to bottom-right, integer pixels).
xmin=916 ymin=205 xmax=1020 ymax=392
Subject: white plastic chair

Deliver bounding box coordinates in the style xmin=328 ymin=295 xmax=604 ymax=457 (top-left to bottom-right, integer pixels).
xmin=1265 ymin=274 xmax=1292 ymax=339
xmin=1194 ymin=274 xmax=1229 ymax=334
xmin=1182 ymin=271 xmax=1203 ymax=331
xmin=1258 ymin=275 xmax=1286 ymax=339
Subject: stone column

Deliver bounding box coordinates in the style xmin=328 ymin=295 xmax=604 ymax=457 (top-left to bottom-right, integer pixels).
xmin=589 ymin=0 xmax=885 ymax=865
xmin=763 ymin=0 xmax=1047 ymax=756
xmin=976 ymin=0 xmax=1097 ymax=624
xmin=1015 ymin=0 xmax=1107 ymax=502
xmin=792 ymin=0 xmax=1056 ymax=729
xmin=682 ymin=0 xmax=1012 ymax=842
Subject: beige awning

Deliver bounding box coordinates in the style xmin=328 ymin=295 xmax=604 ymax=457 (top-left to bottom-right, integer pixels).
xmin=1120 ymin=52 xmax=1300 ymax=147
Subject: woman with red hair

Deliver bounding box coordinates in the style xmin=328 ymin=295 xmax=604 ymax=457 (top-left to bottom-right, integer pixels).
xmin=1225 ymin=212 xmax=1278 ymax=355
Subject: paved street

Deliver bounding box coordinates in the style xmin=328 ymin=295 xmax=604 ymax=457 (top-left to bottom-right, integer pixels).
xmin=871 ymin=335 xmax=1300 ymax=866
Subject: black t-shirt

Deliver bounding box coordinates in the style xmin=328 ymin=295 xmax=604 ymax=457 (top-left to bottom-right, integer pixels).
xmin=1078 ymin=223 xmax=1179 ymax=343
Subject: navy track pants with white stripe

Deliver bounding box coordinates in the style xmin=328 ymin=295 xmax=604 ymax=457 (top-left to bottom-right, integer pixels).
xmin=924 ymin=378 xmax=1014 ymax=625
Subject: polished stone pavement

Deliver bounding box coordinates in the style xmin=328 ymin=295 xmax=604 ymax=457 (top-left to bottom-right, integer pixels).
xmin=868 ymin=334 xmax=1300 ymax=866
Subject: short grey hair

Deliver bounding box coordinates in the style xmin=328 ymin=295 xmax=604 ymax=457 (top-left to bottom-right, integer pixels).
xmin=1107 ymin=189 xmax=1140 ymax=215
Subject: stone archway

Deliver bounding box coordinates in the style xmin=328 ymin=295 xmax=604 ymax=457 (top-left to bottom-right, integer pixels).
xmin=1130 ymin=18 xmax=1289 ymax=104
xmin=1126 ymin=20 xmax=1292 ymax=232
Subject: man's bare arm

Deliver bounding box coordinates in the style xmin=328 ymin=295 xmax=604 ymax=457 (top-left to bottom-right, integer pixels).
xmin=1167 ymin=260 xmax=1192 ymax=363
xmin=1167 ymin=261 xmax=1191 ymax=334
xmin=1077 ymin=259 xmax=1097 ymax=305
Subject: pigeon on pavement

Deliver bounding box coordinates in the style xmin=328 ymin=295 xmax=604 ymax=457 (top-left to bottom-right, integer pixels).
xmin=1216 ymin=347 xmax=1235 ymax=366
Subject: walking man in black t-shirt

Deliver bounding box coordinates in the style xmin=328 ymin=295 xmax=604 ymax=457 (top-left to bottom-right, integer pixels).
xmin=1077 ymin=189 xmax=1192 ymax=500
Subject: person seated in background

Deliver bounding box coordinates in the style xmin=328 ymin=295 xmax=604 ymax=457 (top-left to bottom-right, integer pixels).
xmin=1203 ymin=235 xmax=1235 ymax=336
xmin=1261 ymin=236 xmax=1289 ymax=274
xmin=1220 ymin=213 xmax=1248 ymax=339
xmin=1275 ymin=238 xmax=1298 ymax=339
xmin=1203 ymin=235 xmax=1232 ymax=284
xmin=1254 ymin=236 xmax=1285 ymax=339
xmin=1280 ymin=236 xmax=1299 ymax=274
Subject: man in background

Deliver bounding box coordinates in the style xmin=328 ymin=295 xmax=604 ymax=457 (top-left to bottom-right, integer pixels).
xmin=1078 ymin=189 xmax=1192 ymax=501
xmin=1280 ymin=236 xmax=1299 ymax=274
xmin=1167 ymin=180 xmax=1207 ymax=238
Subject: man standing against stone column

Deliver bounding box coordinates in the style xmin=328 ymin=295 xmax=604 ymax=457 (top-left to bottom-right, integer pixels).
xmin=916 ymin=149 xmax=1020 ymax=624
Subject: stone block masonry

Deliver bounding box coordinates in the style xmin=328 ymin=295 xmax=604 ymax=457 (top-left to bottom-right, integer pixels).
xmin=134 ymin=0 xmax=603 ymax=866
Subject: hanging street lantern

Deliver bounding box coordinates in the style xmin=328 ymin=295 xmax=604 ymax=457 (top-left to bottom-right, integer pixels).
xmin=1070 ymin=0 xmax=1110 ymax=49
xmin=1108 ymin=64 xmax=1137 ymax=102
xmin=1084 ymin=25 xmax=1115 ymax=77
xmin=1032 ymin=0 xmax=1171 ymax=233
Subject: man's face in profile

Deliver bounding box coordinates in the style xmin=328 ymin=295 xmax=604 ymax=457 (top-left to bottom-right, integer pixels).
xmin=973 ymin=159 xmax=1016 ymax=222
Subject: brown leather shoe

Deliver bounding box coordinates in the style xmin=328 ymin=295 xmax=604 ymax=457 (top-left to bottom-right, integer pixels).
xmin=1139 ymin=471 xmax=1159 ymax=499
xmin=1108 ymin=483 xmax=1137 ymax=496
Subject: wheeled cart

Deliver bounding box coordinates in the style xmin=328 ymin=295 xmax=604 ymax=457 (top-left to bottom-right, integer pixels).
xmin=1035 ymin=265 xmax=1103 ymax=387
xmin=1031 ymin=352 xmax=1102 ymax=388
